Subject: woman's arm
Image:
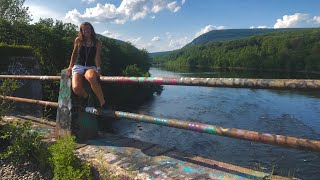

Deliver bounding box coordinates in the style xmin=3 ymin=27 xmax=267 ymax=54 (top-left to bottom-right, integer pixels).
xmin=95 ymin=39 xmax=102 ymax=76
xmin=66 ymin=37 xmax=78 ymax=76
xmin=68 ymin=37 xmax=79 ymax=69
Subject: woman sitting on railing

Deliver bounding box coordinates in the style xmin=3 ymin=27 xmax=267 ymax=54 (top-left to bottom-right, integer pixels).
xmin=66 ymin=22 xmax=107 ymax=109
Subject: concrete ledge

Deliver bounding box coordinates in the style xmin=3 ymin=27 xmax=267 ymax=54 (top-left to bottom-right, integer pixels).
xmin=3 ymin=114 xmax=289 ymax=179
xmin=77 ymin=133 xmax=289 ymax=180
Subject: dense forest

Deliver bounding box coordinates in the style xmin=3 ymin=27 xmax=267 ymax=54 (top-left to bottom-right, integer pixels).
xmin=0 ymin=0 xmax=160 ymax=108
xmin=154 ymin=28 xmax=320 ymax=72
xmin=149 ymin=29 xmax=296 ymax=59
xmin=186 ymin=28 xmax=298 ymax=46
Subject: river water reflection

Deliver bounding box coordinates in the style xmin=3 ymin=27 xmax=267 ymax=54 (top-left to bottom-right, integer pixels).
xmin=112 ymin=67 xmax=320 ymax=179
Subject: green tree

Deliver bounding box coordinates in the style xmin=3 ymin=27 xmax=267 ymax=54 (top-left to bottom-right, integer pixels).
xmin=156 ymin=28 xmax=320 ymax=73
xmin=0 ymin=0 xmax=31 ymax=23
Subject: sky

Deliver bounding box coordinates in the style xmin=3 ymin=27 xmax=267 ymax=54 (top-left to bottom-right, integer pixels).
xmin=24 ymin=0 xmax=320 ymax=53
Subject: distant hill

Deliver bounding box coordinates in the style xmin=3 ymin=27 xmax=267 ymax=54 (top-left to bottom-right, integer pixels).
xmin=186 ymin=28 xmax=299 ymax=46
xmin=149 ymin=50 xmax=173 ymax=58
xmin=154 ymin=28 xmax=320 ymax=73
xmin=151 ymin=28 xmax=301 ymax=59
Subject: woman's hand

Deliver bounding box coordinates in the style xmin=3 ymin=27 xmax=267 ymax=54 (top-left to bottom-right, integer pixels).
xmin=66 ymin=66 xmax=72 ymax=76
xmin=96 ymin=67 xmax=101 ymax=76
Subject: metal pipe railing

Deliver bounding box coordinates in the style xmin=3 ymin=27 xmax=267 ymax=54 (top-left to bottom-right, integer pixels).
xmin=84 ymin=108 xmax=320 ymax=152
xmin=1 ymin=93 xmax=319 ymax=152
xmin=1 ymin=75 xmax=320 ymax=152
xmin=0 ymin=95 xmax=58 ymax=108
xmin=1 ymin=75 xmax=320 ymax=90
xmin=100 ymin=76 xmax=320 ymax=90
xmin=0 ymin=75 xmax=60 ymax=80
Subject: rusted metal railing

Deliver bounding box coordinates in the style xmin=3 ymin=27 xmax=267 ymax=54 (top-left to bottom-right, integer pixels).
xmin=84 ymin=108 xmax=320 ymax=152
xmin=0 ymin=95 xmax=58 ymax=108
xmin=100 ymin=76 xmax=320 ymax=90
xmin=0 ymin=75 xmax=60 ymax=80
xmin=1 ymin=75 xmax=320 ymax=90
xmin=1 ymin=74 xmax=320 ymax=152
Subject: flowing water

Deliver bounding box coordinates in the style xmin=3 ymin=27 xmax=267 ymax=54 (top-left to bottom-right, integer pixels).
xmin=112 ymin=67 xmax=320 ymax=179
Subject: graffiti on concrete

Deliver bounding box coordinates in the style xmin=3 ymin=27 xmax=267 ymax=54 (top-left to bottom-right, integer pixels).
xmin=7 ymin=61 xmax=32 ymax=88
xmin=56 ymin=70 xmax=72 ymax=135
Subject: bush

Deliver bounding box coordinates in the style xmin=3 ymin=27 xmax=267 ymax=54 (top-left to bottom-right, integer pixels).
xmin=49 ymin=135 xmax=92 ymax=180
xmin=0 ymin=79 xmax=18 ymax=120
xmin=0 ymin=78 xmax=92 ymax=178
xmin=0 ymin=121 xmax=51 ymax=169
xmin=122 ymin=64 xmax=150 ymax=77
xmin=0 ymin=122 xmax=92 ymax=179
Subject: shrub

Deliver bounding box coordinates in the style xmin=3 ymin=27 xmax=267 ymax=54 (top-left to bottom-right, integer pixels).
xmin=0 ymin=79 xmax=18 ymax=120
xmin=122 ymin=64 xmax=150 ymax=77
xmin=0 ymin=121 xmax=51 ymax=170
xmin=49 ymin=135 xmax=92 ymax=180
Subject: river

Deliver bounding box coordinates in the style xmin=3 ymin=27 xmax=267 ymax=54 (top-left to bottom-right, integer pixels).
xmin=112 ymin=67 xmax=320 ymax=179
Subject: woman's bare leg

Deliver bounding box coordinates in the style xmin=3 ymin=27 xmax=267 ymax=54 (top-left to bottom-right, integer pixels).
xmin=84 ymin=69 xmax=105 ymax=106
xmin=72 ymin=73 xmax=88 ymax=98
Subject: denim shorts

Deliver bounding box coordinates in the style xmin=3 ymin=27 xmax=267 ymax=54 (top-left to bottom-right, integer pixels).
xmin=72 ymin=64 xmax=97 ymax=76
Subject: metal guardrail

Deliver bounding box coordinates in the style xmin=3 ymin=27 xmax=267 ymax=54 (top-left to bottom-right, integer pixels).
xmin=0 ymin=75 xmax=320 ymax=152
xmin=1 ymin=75 xmax=320 ymax=90
xmin=84 ymin=108 xmax=320 ymax=152
xmin=0 ymin=75 xmax=60 ymax=80
xmin=0 ymin=95 xmax=58 ymax=108
xmin=100 ymin=76 xmax=320 ymax=90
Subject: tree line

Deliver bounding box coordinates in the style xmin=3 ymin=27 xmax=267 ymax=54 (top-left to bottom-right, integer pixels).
xmin=154 ymin=28 xmax=320 ymax=73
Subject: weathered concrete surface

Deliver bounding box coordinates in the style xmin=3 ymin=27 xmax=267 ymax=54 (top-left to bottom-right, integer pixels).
xmin=77 ymin=133 xmax=290 ymax=180
xmin=3 ymin=114 xmax=289 ymax=180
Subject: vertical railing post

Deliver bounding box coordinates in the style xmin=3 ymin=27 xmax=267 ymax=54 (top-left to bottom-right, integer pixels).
xmin=56 ymin=69 xmax=98 ymax=142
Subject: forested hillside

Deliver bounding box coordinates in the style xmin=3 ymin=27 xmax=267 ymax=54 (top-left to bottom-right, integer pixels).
xmin=149 ymin=29 xmax=292 ymax=58
xmin=154 ymin=28 xmax=320 ymax=72
xmin=187 ymin=28 xmax=298 ymax=46
xmin=149 ymin=50 xmax=174 ymax=58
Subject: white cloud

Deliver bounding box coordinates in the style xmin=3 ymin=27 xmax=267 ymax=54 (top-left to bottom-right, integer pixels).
xmin=169 ymin=36 xmax=189 ymax=49
xmin=165 ymin=32 xmax=172 ymax=39
xmin=127 ymin=37 xmax=142 ymax=45
xmin=195 ymin=25 xmax=225 ymax=38
xmin=65 ymin=0 xmax=184 ymax=24
xmin=121 ymin=33 xmax=190 ymax=52
xmin=151 ymin=36 xmax=160 ymax=41
xmin=182 ymin=0 xmax=186 ymax=5
xmin=82 ymin=0 xmax=95 ymax=4
xmin=151 ymin=15 xmax=156 ymax=19
xmin=274 ymin=13 xmax=311 ymax=28
xmin=313 ymin=16 xmax=320 ymax=24
xmin=249 ymin=25 xmax=269 ymax=29
xmin=65 ymin=3 xmax=118 ymax=24
xmin=26 ymin=4 xmax=63 ymax=23
xmin=101 ymin=30 xmax=121 ymax=39
xmin=141 ymin=42 xmax=154 ymax=51
xmin=167 ymin=1 xmax=181 ymax=13
xmin=125 ymin=37 xmax=153 ymax=51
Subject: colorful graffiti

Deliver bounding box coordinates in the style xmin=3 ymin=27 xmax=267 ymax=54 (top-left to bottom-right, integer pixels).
xmin=86 ymin=110 xmax=320 ymax=152
xmin=1 ymin=74 xmax=320 ymax=90
xmin=100 ymin=76 xmax=320 ymax=90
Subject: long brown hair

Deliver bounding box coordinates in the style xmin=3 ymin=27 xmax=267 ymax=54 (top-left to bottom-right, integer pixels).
xmin=77 ymin=22 xmax=96 ymax=45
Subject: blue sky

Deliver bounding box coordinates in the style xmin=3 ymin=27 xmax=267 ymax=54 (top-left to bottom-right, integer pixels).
xmin=25 ymin=0 xmax=320 ymax=52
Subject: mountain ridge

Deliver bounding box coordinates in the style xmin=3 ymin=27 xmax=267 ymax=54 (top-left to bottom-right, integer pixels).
xmin=149 ymin=28 xmax=304 ymax=58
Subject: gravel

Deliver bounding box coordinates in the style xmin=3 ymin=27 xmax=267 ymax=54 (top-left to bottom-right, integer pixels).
xmin=0 ymin=158 xmax=53 ymax=180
